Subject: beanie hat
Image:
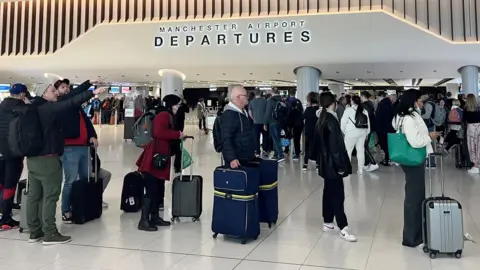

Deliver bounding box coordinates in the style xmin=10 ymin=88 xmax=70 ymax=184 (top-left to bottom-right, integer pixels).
xmin=162 ymin=94 xmax=181 ymax=109
xmin=9 ymin=83 xmax=28 ymax=95
xmin=35 ymin=84 xmax=51 ymax=97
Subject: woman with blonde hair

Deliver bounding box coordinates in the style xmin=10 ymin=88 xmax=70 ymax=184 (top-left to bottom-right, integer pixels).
xmin=463 ymin=94 xmax=480 ymax=173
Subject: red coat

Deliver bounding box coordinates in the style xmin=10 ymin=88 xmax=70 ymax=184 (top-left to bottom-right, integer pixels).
xmin=136 ymin=111 xmax=181 ymax=180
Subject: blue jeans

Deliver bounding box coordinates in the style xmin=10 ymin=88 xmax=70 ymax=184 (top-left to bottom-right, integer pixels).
xmin=61 ymin=146 xmax=90 ymax=214
xmin=426 ymin=126 xmax=437 ymax=167
xmin=269 ymin=123 xmax=284 ymax=159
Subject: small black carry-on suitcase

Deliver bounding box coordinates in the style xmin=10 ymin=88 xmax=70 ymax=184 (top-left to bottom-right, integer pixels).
xmin=120 ymin=171 xmax=144 ymax=212
xmin=454 ymin=139 xmax=473 ymax=169
xmin=71 ymin=147 xmax=103 ymax=224
xmin=171 ymin=136 xmax=203 ymax=222
xmin=212 ymin=165 xmax=261 ymax=244
xmin=258 ymin=159 xmax=279 ymax=228
xmin=422 ymin=152 xmax=464 ymax=259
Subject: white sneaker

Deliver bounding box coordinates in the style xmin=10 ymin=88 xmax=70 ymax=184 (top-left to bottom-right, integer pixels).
xmin=102 ymin=201 xmax=109 ymax=208
xmin=340 ymin=227 xmax=357 ymax=242
xmin=365 ymin=164 xmax=379 ymax=172
xmin=357 ymin=168 xmax=363 ymax=175
xmin=323 ymin=223 xmax=338 ymax=232
xmin=468 ymin=167 xmax=480 ymax=174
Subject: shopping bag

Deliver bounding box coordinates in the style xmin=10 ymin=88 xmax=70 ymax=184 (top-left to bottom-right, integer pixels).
xmin=181 ymin=142 xmax=193 ymax=169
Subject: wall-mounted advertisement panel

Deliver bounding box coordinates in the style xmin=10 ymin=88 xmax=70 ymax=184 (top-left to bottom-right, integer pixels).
xmin=121 ymin=86 xmax=131 ymax=93
xmin=0 ymin=84 xmax=11 ymax=92
xmin=110 ymin=86 xmax=120 ymax=93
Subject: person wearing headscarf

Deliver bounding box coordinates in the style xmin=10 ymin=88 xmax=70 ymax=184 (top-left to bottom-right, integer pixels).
xmin=136 ymin=94 xmax=186 ymax=232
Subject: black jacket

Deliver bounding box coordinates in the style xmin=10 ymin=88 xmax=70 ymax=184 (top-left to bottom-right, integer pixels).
xmin=362 ymin=100 xmax=376 ymax=132
xmin=0 ymin=98 xmax=26 ymax=159
xmin=31 ymin=89 xmax=94 ymax=156
xmin=220 ymin=104 xmax=256 ymax=165
xmin=376 ymin=98 xmax=395 ymax=134
xmin=313 ymin=109 xmax=352 ymax=179
xmin=58 ymin=81 xmax=97 ymax=141
xmin=303 ymin=105 xmax=319 ymax=137
xmin=174 ymin=103 xmax=189 ymax=132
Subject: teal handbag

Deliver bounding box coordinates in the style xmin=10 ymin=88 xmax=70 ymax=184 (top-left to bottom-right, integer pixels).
xmin=181 ymin=142 xmax=193 ymax=169
xmin=388 ymin=117 xmax=427 ymax=166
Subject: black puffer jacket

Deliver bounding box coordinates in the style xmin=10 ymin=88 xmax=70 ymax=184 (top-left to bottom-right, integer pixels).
xmin=0 ymin=98 xmax=26 ymax=159
xmin=30 ymin=89 xmax=94 ymax=157
xmin=58 ymin=80 xmax=97 ymax=140
xmin=312 ymin=109 xmax=352 ymax=179
xmin=220 ymin=104 xmax=256 ymax=165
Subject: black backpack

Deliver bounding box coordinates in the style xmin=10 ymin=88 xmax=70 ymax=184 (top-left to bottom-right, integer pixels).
xmin=121 ymin=172 xmax=144 ymax=212
xmin=289 ymin=99 xmax=304 ymax=127
xmin=8 ymin=105 xmax=44 ymax=157
xmin=350 ymin=109 xmax=369 ymax=129
xmin=273 ymin=100 xmax=290 ymax=126
xmin=212 ymin=116 xmax=223 ymax=153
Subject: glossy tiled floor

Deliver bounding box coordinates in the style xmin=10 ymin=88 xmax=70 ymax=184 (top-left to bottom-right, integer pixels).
xmin=3 ymin=123 xmax=480 ymax=270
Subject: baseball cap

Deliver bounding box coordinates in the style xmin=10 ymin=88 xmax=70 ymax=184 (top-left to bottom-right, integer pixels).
xmin=54 ymin=78 xmax=70 ymax=89
xmin=9 ymin=83 xmax=28 ymax=95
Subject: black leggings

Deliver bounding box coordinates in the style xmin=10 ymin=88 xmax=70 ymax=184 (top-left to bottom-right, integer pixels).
xmin=143 ymin=173 xmax=165 ymax=206
xmin=0 ymin=158 xmax=23 ymax=222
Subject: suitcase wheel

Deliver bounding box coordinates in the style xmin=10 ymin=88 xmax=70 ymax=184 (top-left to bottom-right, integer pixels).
xmin=253 ymin=236 xmax=258 ymax=240
xmin=171 ymin=217 xmax=180 ymax=222
xmin=241 ymin=239 xmax=247 ymax=244
xmin=422 ymin=246 xmax=429 ymax=253
xmin=212 ymin=233 xmax=218 ymax=239
xmin=192 ymin=217 xmax=198 ymax=222
xmin=429 ymin=252 xmax=436 ymax=259
xmin=19 ymin=228 xmax=23 ymax=233
xmin=455 ymin=251 xmax=462 ymax=259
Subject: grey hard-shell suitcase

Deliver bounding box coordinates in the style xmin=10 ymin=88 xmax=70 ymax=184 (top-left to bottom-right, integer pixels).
xmin=19 ymin=178 xmax=42 ymax=233
xmin=171 ymin=136 xmax=203 ymax=222
xmin=422 ymin=152 xmax=464 ymax=259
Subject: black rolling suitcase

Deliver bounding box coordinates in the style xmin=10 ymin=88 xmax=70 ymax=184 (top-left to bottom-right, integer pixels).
xmin=120 ymin=172 xmax=144 ymax=212
xmin=71 ymin=147 xmax=103 ymax=224
xmin=171 ymin=136 xmax=203 ymax=222
xmin=455 ymin=139 xmax=473 ymax=169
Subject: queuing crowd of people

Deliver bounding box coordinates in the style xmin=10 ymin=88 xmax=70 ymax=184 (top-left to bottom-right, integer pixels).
xmin=0 ymin=80 xmax=473 ymax=250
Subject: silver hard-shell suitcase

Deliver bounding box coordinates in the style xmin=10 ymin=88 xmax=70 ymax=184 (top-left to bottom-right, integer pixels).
xmin=422 ymin=152 xmax=464 ymax=259
xmin=171 ymin=136 xmax=203 ymax=222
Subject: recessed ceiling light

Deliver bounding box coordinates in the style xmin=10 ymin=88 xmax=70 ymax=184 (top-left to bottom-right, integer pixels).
xmin=222 ymin=73 xmax=226 ymax=76
xmin=250 ymin=73 xmax=253 ymax=75
xmin=366 ymin=71 xmax=371 ymax=74
xmin=196 ymin=74 xmax=200 ymax=76
xmin=400 ymin=71 xmax=404 ymax=73
xmin=277 ymin=72 xmax=281 ymax=75
xmin=336 ymin=71 xmax=340 ymax=74
xmin=433 ymin=70 xmax=437 ymax=73
xmin=121 ymin=75 xmax=125 ymax=77
xmin=146 ymin=75 xmax=149 ymax=77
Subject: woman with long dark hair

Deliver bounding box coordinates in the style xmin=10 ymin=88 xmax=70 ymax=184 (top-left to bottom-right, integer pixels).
xmin=340 ymin=95 xmax=370 ymax=174
xmin=136 ymin=94 xmax=186 ymax=231
xmin=392 ymin=89 xmax=439 ymax=247
xmin=312 ymin=91 xmax=357 ymax=242
xmin=464 ymin=94 xmax=480 ymax=173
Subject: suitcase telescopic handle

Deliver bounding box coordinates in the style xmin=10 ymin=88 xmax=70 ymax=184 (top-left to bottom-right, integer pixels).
xmin=428 ymin=151 xmax=445 ymax=197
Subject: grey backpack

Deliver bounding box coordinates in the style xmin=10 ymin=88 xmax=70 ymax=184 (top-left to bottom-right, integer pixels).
xmin=133 ymin=112 xmax=155 ymax=148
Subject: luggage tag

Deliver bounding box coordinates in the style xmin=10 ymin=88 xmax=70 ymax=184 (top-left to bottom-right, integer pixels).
xmin=128 ymin=197 xmax=135 ymax=206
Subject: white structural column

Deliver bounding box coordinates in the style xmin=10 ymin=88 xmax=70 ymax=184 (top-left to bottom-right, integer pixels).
xmin=446 ymin=83 xmax=460 ymax=98
xmin=159 ymin=69 xmax=185 ymax=99
xmin=459 ymin=65 xmax=480 ymax=95
xmin=294 ymin=66 xmax=321 ymax=104
xmin=328 ymin=83 xmax=345 ymax=97
xmin=43 ymin=73 xmax=63 ymax=84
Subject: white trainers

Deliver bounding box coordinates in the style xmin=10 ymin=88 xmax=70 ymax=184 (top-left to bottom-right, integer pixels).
xmin=357 ymin=168 xmax=363 ymax=175
xmin=468 ymin=167 xmax=480 ymax=174
xmin=323 ymin=223 xmax=338 ymax=232
xmin=365 ymin=164 xmax=379 ymax=172
xmin=339 ymin=227 xmax=357 ymax=242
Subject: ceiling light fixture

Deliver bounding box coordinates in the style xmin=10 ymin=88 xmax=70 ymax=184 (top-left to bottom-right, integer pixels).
xmin=336 ymin=71 xmax=340 ymax=74
xmin=158 ymin=69 xmax=187 ymax=80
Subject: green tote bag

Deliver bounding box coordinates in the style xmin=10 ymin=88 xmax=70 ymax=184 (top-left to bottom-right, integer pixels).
xmin=388 ymin=117 xmax=427 ymax=166
xmin=181 ymin=142 xmax=193 ymax=169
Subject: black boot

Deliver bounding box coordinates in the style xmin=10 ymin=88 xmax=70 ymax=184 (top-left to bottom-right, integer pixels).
xmin=138 ymin=198 xmax=158 ymax=232
xmin=150 ymin=200 xmax=171 ymax=227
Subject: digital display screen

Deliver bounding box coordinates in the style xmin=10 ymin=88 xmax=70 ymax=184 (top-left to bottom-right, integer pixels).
xmin=110 ymin=86 xmax=120 ymax=93
xmin=0 ymin=84 xmax=11 ymax=92
xmin=121 ymin=87 xmax=131 ymax=93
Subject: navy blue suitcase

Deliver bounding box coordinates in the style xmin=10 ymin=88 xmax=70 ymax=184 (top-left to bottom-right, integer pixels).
xmin=258 ymin=159 xmax=279 ymax=228
xmin=211 ymin=190 xmax=260 ymax=244
xmin=213 ymin=166 xmax=260 ymax=195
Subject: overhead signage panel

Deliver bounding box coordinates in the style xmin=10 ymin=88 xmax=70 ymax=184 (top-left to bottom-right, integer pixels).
xmin=0 ymin=84 xmax=11 ymax=92
xmin=154 ymin=20 xmax=311 ymax=48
